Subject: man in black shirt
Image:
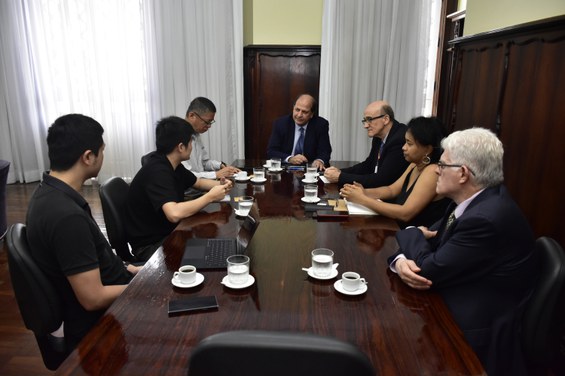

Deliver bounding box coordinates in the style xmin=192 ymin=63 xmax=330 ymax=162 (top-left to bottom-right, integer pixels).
xmin=26 ymin=114 xmax=141 ymax=350
xmin=126 ymin=116 xmax=232 ymax=261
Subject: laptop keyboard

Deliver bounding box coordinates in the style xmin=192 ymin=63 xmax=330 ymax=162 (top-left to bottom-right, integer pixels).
xmin=204 ymin=239 xmax=235 ymax=267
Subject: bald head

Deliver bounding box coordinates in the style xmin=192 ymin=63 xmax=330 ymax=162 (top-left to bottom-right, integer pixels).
xmin=362 ymin=100 xmax=395 ymax=138
xmin=292 ymin=94 xmax=317 ymax=125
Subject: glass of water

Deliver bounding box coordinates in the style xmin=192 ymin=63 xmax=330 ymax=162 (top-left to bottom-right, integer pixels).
xmin=304 ymin=184 xmax=318 ymax=201
xmin=227 ymin=255 xmax=250 ymax=285
xmin=271 ymin=158 xmax=281 ymax=170
xmin=311 ymin=248 xmax=334 ymax=277
xmin=253 ymin=167 xmax=265 ymax=180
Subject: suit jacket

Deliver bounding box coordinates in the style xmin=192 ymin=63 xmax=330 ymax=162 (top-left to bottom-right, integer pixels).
xmin=389 ymin=185 xmax=538 ymax=376
xmin=338 ymin=120 xmax=408 ymax=188
xmin=266 ymin=115 xmax=332 ymax=166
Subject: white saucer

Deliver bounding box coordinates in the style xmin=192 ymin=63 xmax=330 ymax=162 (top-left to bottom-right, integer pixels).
xmin=306 ymin=267 xmax=338 ymax=280
xmin=251 ymin=177 xmax=267 ymax=183
xmin=302 ymin=179 xmax=318 ymax=184
xmin=268 ymin=167 xmax=283 ymax=172
xmin=301 ymin=196 xmax=321 ymax=203
xmin=221 ymin=275 xmax=255 ymax=289
xmin=263 ymin=164 xmax=271 ymax=168
xmin=234 ymin=209 xmax=251 ymax=217
xmin=334 ymin=279 xmax=367 ymax=295
xmin=235 ymin=176 xmax=251 ymax=182
xmin=171 ymin=273 xmax=205 ymax=288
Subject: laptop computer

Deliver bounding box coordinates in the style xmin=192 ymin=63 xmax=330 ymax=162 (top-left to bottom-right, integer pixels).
xmin=181 ymin=214 xmax=259 ymax=269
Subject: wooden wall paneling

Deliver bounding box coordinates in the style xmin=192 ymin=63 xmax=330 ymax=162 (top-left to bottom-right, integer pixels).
xmin=243 ymin=46 xmax=321 ymax=161
xmin=500 ymin=28 xmax=565 ymax=241
xmin=443 ymin=16 xmax=565 ymax=248
xmin=449 ymin=41 xmax=506 ymax=133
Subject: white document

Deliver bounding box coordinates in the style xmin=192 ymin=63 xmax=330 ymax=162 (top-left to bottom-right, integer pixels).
xmin=319 ymin=175 xmax=330 ymax=184
xmin=345 ymin=199 xmax=378 ymax=215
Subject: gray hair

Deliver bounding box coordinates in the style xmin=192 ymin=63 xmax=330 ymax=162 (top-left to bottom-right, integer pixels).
xmin=441 ymin=127 xmax=504 ymax=188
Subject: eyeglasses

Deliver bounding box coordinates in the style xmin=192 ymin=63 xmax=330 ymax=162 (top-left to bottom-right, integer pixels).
xmin=361 ymin=114 xmax=386 ymax=124
xmin=437 ymin=161 xmax=476 ymax=176
xmin=194 ymin=112 xmax=215 ymax=126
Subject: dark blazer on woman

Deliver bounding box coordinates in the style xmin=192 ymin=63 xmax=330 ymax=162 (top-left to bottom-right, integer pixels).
xmin=266 ymin=114 xmax=332 ymax=166
xmin=338 ymin=120 xmax=408 ymax=188
xmin=389 ymin=185 xmax=539 ymax=376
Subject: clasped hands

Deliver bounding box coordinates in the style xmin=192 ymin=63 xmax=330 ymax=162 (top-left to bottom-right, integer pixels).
xmin=339 ymin=182 xmax=366 ymax=202
xmin=394 ymin=226 xmax=437 ymax=290
xmin=288 ymin=154 xmax=325 ymax=170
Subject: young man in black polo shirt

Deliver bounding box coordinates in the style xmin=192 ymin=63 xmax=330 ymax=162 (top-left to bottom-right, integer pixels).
xmin=26 ymin=114 xmax=141 ymax=350
xmin=125 ymin=116 xmax=232 ymax=261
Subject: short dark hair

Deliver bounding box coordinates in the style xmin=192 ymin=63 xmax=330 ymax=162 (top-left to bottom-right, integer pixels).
xmin=186 ymin=97 xmax=217 ymax=117
xmin=406 ymin=116 xmax=447 ymax=163
xmin=155 ymin=116 xmax=196 ymax=154
xmin=47 ymin=114 xmax=104 ymax=171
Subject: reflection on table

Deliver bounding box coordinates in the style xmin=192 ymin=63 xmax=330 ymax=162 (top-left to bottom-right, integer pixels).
xmin=56 ymin=161 xmax=485 ymax=375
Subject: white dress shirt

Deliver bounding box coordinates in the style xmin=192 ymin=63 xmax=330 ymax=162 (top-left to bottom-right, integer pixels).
xmin=181 ymin=134 xmax=221 ymax=179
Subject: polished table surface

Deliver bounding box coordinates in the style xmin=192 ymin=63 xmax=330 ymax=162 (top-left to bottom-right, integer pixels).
xmin=56 ymin=161 xmax=485 ymax=375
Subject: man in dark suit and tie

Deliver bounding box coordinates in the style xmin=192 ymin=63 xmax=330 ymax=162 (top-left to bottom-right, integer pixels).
xmin=266 ymin=94 xmax=332 ymax=169
xmin=388 ymin=127 xmax=539 ymax=376
xmin=323 ymin=100 xmax=408 ymax=188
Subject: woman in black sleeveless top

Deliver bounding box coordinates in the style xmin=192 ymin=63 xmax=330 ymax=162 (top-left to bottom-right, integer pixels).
xmin=340 ymin=116 xmax=451 ymax=228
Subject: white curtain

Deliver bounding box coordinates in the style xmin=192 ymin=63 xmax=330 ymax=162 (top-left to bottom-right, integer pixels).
xmin=0 ymin=0 xmax=243 ymax=184
xmin=319 ymin=0 xmax=441 ymax=161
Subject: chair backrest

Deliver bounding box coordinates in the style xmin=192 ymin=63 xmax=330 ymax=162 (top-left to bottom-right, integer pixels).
xmin=6 ymin=223 xmax=69 ymax=370
xmin=522 ymin=236 xmax=565 ymax=364
xmin=188 ymin=330 xmax=376 ymax=376
xmin=99 ymin=176 xmax=134 ymax=261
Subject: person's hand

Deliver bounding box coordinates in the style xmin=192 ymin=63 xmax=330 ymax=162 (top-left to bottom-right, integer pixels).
xmin=215 ymin=166 xmax=240 ymax=179
xmin=207 ymin=183 xmax=229 ymax=201
xmin=395 ymin=258 xmax=432 ymax=290
xmin=289 ymin=154 xmax=308 ymax=165
xmin=339 ymin=183 xmax=365 ymax=203
xmin=311 ymin=160 xmax=325 ymax=170
xmin=417 ymin=226 xmax=438 ymax=240
xmin=323 ymin=167 xmax=341 ymax=183
xmin=126 ymin=264 xmax=143 ymax=275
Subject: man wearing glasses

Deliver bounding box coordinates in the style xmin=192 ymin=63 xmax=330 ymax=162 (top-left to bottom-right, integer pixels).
xmin=183 ymin=97 xmax=240 ymax=179
xmin=388 ymin=128 xmax=538 ymax=376
xmin=324 ymin=100 xmax=408 ymax=187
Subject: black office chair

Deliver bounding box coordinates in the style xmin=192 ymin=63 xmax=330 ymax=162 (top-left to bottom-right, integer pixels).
xmin=6 ymin=223 xmax=70 ymax=370
xmin=522 ymin=236 xmax=565 ymax=366
xmin=188 ymin=330 xmax=376 ymax=376
xmin=99 ymin=176 xmax=135 ymax=261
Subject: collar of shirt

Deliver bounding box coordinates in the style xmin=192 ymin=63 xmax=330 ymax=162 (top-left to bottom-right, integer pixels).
xmin=453 ymin=188 xmax=486 ymax=219
xmin=41 ymin=171 xmax=93 ymax=218
xmin=295 ymin=122 xmax=308 ymax=134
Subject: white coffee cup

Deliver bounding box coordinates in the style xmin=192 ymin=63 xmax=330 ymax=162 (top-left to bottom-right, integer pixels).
xmin=304 ymin=172 xmax=318 ymax=182
xmin=311 ymin=248 xmax=333 ymax=277
xmin=341 ymin=271 xmax=367 ymax=292
xmin=227 ymin=255 xmax=250 ymax=285
xmin=236 ymin=171 xmax=248 ymax=180
xmin=271 ymin=158 xmax=281 ymax=169
xmin=265 ymin=160 xmax=272 ymax=167
xmin=174 ymin=265 xmax=197 ymax=285
xmin=238 ymin=196 xmax=254 ymax=216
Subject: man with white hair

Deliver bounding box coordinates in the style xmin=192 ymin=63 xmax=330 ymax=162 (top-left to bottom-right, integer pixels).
xmin=388 ymin=127 xmax=539 ymax=376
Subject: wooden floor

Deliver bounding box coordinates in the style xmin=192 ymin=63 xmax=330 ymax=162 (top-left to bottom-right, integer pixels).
xmin=0 ymin=182 xmax=105 ymax=376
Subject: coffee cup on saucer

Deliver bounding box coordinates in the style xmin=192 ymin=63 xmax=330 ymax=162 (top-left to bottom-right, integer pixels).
xmin=341 ymin=271 xmax=367 ymax=292
xmin=236 ymin=171 xmax=248 ymax=180
xmin=174 ymin=265 xmax=197 ymax=285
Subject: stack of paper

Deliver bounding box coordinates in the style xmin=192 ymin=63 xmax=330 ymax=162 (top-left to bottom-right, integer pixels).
xmin=345 ymin=200 xmax=378 ymax=215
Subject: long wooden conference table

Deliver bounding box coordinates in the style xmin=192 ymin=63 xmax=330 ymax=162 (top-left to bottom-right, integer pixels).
xmin=56 ymin=160 xmax=485 ymax=375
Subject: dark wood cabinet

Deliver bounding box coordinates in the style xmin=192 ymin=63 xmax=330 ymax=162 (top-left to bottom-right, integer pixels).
xmin=243 ymin=45 xmax=321 ymax=160
xmin=439 ymin=16 xmax=565 ymax=247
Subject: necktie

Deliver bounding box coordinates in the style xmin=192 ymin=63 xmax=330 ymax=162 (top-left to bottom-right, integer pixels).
xmin=445 ymin=210 xmax=456 ymax=230
xmin=295 ymin=127 xmax=305 ymax=155
xmin=374 ymin=139 xmax=384 ymax=173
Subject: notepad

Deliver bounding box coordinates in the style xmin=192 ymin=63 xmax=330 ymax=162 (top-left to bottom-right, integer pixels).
xmin=345 ymin=200 xmax=378 ymax=215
